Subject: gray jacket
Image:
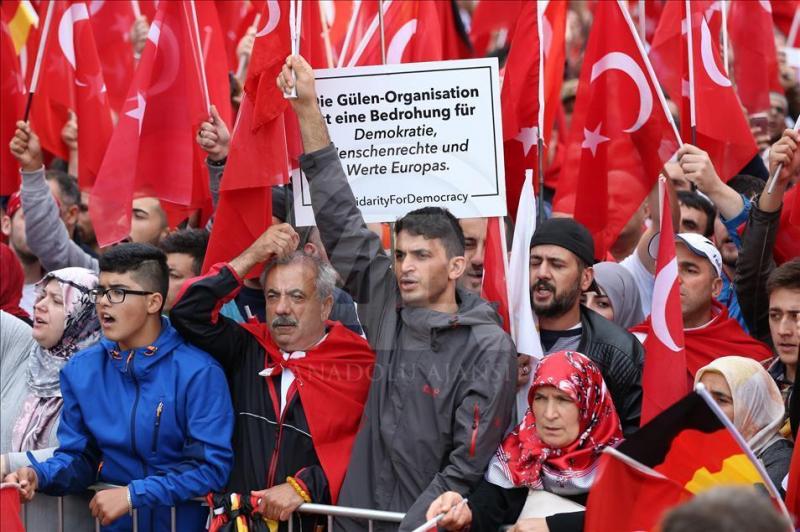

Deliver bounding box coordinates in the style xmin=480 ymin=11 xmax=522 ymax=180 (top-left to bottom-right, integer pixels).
xmin=20 ymin=168 xmax=98 ymax=273
xmin=300 ymin=145 xmax=517 ymax=531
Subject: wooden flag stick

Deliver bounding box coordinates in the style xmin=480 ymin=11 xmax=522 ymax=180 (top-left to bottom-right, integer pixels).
xmin=23 ymin=0 xmax=55 ymax=122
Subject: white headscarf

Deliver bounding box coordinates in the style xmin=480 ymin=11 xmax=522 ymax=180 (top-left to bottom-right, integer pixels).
xmin=695 ymin=356 xmax=785 ymax=455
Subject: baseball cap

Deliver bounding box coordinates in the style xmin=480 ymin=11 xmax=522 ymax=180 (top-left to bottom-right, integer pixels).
xmin=649 ymin=231 xmax=722 ymax=277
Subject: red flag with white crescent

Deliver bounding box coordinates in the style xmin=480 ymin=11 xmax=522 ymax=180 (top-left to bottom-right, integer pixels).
xmin=641 ymin=178 xmax=688 ymax=425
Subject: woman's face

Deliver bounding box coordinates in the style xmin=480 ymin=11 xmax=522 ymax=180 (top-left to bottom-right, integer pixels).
xmin=581 ymin=290 xmax=614 ymax=322
xmin=31 ymin=279 xmax=66 ymax=349
xmin=700 ymin=371 xmax=735 ymax=423
xmin=533 ymin=385 xmax=581 ymax=448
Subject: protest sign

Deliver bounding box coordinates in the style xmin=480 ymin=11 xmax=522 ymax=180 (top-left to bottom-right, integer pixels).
xmin=293 ymin=58 xmax=506 ymax=225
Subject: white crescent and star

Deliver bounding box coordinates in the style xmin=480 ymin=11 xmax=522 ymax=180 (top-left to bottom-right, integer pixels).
xmin=700 ymin=17 xmax=731 ymax=87
xmin=125 ymin=91 xmax=147 ymax=135
xmin=58 ymin=3 xmax=90 ymax=71
xmin=515 ymin=127 xmax=538 ymax=157
xmin=651 ymin=256 xmax=681 ymax=352
xmin=386 ymin=19 xmax=417 ymax=64
xmin=581 ymin=52 xmax=653 ymax=157
xmin=256 ymin=0 xmax=281 ymax=37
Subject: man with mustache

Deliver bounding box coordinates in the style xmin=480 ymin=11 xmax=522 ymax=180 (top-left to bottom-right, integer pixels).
xmin=169 ymin=224 xmax=374 ymax=531
xmin=526 ymin=217 xmax=644 ymax=435
xmin=277 ymin=55 xmax=517 ymax=531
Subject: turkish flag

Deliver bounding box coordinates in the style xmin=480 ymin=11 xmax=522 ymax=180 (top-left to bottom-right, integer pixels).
xmin=501 ymin=0 xmax=566 ymax=219
xmin=214 ymin=0 xmax=257 ymax=71
xmin=774 ymin=186 xmax=800 ymax=265
xmin=204 ymin=0 xmax=291 ymax=275
xmin=649 ymin=0 xmax=757 ymax=181
xmin=1 ymin=22 xmax=25 ymax=195
xmin=641 ymin=180 xmax=688 ymax=425
xmin=342 ymin=0 xmax=446 ymax=67
xmin=480 ymin=217 xmax=510 ymax=333
xmin=87 ymin=0 xmax=136 ymax=113
xmin=730 ymin=1 xmax=782 ymax=115
xmin=772 ymin=0 xmax=800 ymax=46
xmin=202 ymin=95 xmax=288 ymax=276
xmin=30 ymin=0 xmax=112 ymax=188
xmin=551 ymin=0 xmax=680 ymax=259
xmin=90 ymin=0 xmax=208 ymax=246
xmin=786 ymin=435 xmax=800 ymax=516
xmin=626 ymin=0 xmax=667 ymax=46
xmin=469 ymin=0 xmax=522 ymax=58
xmin=195 ymin=0 xmax=233 ymax=127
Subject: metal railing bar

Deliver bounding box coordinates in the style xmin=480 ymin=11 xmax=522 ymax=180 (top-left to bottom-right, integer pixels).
xmin=296 ymin=502 xmax=404 ymax=522
xmin=57 ymin=495 xmax=64 ymax=532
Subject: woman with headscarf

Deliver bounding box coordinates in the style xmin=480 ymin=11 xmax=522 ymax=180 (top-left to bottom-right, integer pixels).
xmin=696 ymin=356 xmax=794 ymax=495
xmin=425 ymin=351 xmax=623 ymax=532
xmin=580 ymin=262 xmax=644 ymax=329
xmin=0 ymin=242 xmax=31 ymax=325
xmin=0 ymin=267 xmax=100 ymax=531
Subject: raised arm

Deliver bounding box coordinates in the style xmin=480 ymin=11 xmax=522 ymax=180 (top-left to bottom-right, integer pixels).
xmin=9 ymin=122 xmax=98 ymax=272
xmin=169 ymin=224 xmax=298 ymax=373
xmin=196 ymin=105 xmax=230 ymax=210
xmin=278 ymin=56 xmax=397 ymax=342
xmin=735 ymin=129 xmax=799 ymax=341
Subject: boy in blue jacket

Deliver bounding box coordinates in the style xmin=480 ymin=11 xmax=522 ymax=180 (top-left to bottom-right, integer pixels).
xmin=5 ymin=243 xmax=234 ymax=531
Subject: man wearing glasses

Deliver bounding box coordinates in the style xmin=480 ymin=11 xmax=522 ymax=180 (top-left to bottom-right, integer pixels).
xmin=4 ymin=243 xmax=235 ymax=531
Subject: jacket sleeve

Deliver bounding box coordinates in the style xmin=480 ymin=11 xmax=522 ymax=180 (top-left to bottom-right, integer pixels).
xmin=400 ymin=331 xmax=517 ymax=530
xmin=128 ymin=364 xmax=234 ymax=508
xmin=207 ymin=159 xmax=224 ymax=210
xmin=294 ymin=465 xmax=331 ymax=504
xmin=734 ymin=198 xmax=781 ymax=344
xmin=300 ymin=144 xmax=396 ymax=347
xmin=616 ymin=341 xmax=644 ymax=436
xmin=19 ymin=168 xmax=98 ymax=272
xmin=169 ymin=264 xmax=254 ymax=374
xmin=28 ymin=369 xmax=102 ymax=495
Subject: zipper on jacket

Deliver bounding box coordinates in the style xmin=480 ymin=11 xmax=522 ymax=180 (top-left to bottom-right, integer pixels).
xmin=128 ymin=352 xmax=149 ymax=477
xmin=265 ymin=383 xmax=297 ymax=488
xmin=469 ymin=403 xmax=480 ymax=458
xmin=151 ymin=401 xmax=164 ymax=454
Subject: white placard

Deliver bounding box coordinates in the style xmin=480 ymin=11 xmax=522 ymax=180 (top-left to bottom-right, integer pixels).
xmin=293 ymin=58 xmax=507 ymax=225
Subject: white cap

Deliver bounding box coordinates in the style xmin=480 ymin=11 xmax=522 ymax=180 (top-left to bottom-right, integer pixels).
xmin=675 ymin=233 xmax=723 ymax=277
xmin=648 ymin=232 xmax=723 ymax=277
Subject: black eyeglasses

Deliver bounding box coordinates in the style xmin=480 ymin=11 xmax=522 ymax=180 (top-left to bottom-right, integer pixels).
xmin=89 ymin=287 xmax=155 ymax=304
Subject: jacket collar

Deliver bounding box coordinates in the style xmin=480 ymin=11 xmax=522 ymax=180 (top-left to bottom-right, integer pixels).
xmin=102 ymin=317 xmax=180 ymax=379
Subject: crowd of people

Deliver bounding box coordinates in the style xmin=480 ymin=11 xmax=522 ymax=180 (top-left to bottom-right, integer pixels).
xmin=1 ymin=1 xmax=799 ymax=532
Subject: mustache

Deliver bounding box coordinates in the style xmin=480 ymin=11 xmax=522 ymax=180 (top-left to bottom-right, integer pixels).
xmin=271 ymin=316 xmax=298 ymax=328
xmin=533 ymin=280 xmax=556 ymax=292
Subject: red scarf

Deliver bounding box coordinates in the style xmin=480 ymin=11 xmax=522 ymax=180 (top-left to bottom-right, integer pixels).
xmin=240 ymin=320 xmax=374 ymax=503
xmin=495 ymin=351 xmax=622 ymax=489
xmin=630 ymin=301 xmax=773 ymax=377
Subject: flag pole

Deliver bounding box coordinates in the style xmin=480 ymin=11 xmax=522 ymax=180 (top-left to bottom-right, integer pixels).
xmin=23 ymin=0 xmax=55 ymax=122
xmin=638 ymin=0 xmax=646 ymax=44
xmin=720 ymin=0 xmax=729 ymax=75
xmin=766 ymin=116 xmax=800 ymax=194
xmin=536 ymin=1 xmax=546 ymax=224
xmin=788 ymin=8 xmax=800 ymax=48
xmin=189 ymin=0 xmax=212 ymax=113
xmin=684 ymin=0 xmax=697 ymax=146
xmin=378 ymin=0 xmax=386 ymax=64
xmin=131 ymin=0 xmax=142 ymax=19
xmin=337 ymin=0 xmax=362 ymax=67
xmin=618 ymin=0 xmax=683 ymax=147
xmin=318 ymin=1 xmax=335 ymax=68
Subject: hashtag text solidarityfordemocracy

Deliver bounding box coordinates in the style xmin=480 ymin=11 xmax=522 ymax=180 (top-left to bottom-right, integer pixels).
xmin=355 ymin=193 xmax=470 ymax=208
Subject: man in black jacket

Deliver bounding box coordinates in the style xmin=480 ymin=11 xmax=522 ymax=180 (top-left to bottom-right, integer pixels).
xmin=170 ymin=224 xmax=374 ymax=531
xmin=526 ymin=217 xmax=644 ymax=434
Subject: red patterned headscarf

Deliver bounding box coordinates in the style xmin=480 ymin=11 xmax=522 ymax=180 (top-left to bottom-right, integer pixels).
xmin=488 ymin=351 xmax=622 ymax=493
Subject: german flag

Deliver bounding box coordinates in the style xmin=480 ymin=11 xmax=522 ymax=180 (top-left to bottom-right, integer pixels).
xmin=0 ymin=1 xmax=38 ymax=55
xmin=585 ymin=390 xmax=790 ymax=531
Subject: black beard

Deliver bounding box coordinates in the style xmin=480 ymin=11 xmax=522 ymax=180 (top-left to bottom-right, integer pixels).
xmin=531 ymin=280 xmax=581 ymax=319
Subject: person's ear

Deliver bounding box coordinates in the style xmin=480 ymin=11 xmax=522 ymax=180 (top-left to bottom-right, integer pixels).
xmin=449 ymin=256 xmax=466 ymax=281
xmin=147 ymin=292 xmax=164 ymax=315
xmin=319 ymin=294 xmax=333 ymax=322
xmin=580 ymin=266 xmax=594 ymax=292
xmin=304 ymin=242 xmax=318 ymax=257
xmin=64 ymin=204 xmax=79 ymax=227
xmin=711 ymin=276 xmax=723 ymax=299
xmin=1 ymin=215 xmax=10 ymax=237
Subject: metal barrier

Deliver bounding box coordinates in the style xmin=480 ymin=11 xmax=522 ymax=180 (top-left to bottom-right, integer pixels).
xmin=18 ymin=483 xmax=406 ymax=531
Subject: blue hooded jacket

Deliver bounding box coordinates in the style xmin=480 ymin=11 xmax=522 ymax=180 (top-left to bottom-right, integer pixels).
xmin=29 ymin=317 xmax=234 ymax=531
